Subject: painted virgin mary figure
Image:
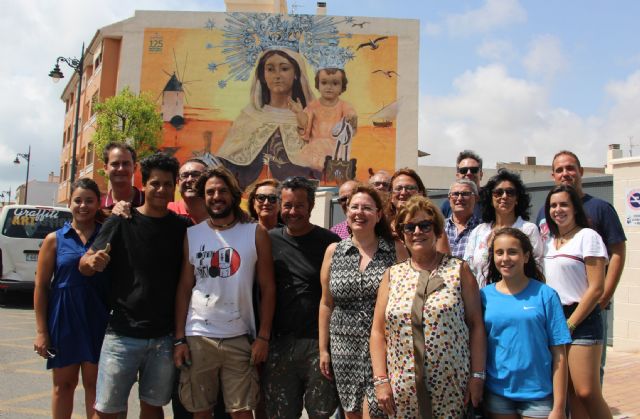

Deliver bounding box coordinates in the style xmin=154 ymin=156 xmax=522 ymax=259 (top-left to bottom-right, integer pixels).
xmin=216 ymin=48 xmax=321 ymax=189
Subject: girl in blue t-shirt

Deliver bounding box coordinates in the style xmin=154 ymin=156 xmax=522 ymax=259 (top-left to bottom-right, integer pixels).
xmin=481 ymin=228 xmax=571 ymax=419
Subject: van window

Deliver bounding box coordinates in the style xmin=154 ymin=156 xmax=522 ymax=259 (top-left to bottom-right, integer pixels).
xmin=2 ymin=208 xmax=72 ymax=239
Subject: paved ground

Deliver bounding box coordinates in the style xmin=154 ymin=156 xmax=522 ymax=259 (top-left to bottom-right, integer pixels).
xmin=0 ymin=293 xmax=637 ymax=418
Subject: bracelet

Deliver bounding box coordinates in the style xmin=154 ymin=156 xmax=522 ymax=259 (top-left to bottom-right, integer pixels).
xmin=173 ymin=337 xmax=187 ymax=347
xmin=256 ymin=335 xmax=270 ymax=342
xmin=567 ymin=321 xmax=577 ymax=332
xmin=471 ymin=371 xmax=486 ymax=380
xmin=373 ymin=378 xmax=390 ymax=387
xmin=373 ymin=375 xmax=388 ymax=381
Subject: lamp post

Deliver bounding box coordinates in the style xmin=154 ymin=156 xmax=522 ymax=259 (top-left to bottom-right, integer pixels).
xmin=14 ymin=146 xmax=31 ymax=204
xmin=49 ymin=43 xmax=84 ymax=186
xmin=0 ymin=187 xmax=11 ymax=205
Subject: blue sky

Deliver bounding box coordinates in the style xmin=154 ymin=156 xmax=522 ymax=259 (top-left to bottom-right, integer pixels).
xmin=1 ymin=0 xmax=640 ymax=201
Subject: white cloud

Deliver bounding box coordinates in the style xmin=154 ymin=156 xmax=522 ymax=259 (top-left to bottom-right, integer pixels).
xmin=420 ymin=64 xmax=640 ymax=169
xmin=444 ymin=0 xmax=527 ymax=36
xmin=522 ymin=34 xmax=568 ymax=80
xmin=476 ymin=39 xmax=516 ymax=62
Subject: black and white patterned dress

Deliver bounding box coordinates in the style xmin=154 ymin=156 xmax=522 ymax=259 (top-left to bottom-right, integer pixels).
xmin=329 ymin=238 xmax=397 ymax=415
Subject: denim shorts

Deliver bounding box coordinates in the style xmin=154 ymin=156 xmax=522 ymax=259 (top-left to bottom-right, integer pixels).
xmin=94 ymin=332 xmax=175 ymax=414
xmin=485 ymin=391 xmax=553 ymax=418
xmin=563 ymin=304 xmax=603 ymax=345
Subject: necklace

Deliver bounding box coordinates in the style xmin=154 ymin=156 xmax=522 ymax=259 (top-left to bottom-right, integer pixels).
xmin=208 ymin=218 xmax=237 ymax=229
xmin=556 ymin=225 xmax=579 ymax=245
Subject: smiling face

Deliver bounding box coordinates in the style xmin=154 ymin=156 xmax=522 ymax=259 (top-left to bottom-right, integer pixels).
xmin=178 ymin=161 xmax=205 ymax=200
xmin=105 ymin=147 xmax=135 ymax=188
xmin=143 ymin=169 xmax=176 ymax=212
xmin=552 ymin=153 xmax=584 ymax=191
xmin=448 ymin=183 xmax=476 ymax=217
xmin=491 ymin=180 xmax=517 ymax=216
xmin=391 ymin=174 xmax=419 ymax=209
xmin=264 ymin=53 xmax=296 ymax=98
xmin=492 ymin=234 xmax=529 ymax=281
xmin=280 ymin=188 xmax=313 ymax=235
xmin=549 ymin=191 xmax=576 ymax=230
xmin=69 ymin=187 xmax=100 ymax=224
xmin=253 ymin=184 xmax=278 ymax=221
xmin=401 ymin=210 xmax=436 ymax=255
xmin=347 ymin=192 xmax=381 ymax=234
xmin=204 ymin=176 xmax=234 ymax=220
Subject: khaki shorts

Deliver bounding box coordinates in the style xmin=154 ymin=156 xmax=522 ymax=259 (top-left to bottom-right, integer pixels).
xmin=179 ymin=335 xmax=259 ymax=413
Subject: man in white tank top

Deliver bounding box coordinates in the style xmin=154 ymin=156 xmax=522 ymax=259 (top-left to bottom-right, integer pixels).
xmin=173 ymin=167 xmax=275 ymax=418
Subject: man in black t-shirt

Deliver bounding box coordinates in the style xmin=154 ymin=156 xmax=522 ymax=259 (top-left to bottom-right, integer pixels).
xmin=80 ymin=153 xmax=188 ymax=418
xmin=262 ymin=176 xmax=340 ymax=419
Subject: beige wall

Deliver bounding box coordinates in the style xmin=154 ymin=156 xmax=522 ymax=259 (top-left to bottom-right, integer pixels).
xmin=610 ymin=156 xmax=640 ymax=352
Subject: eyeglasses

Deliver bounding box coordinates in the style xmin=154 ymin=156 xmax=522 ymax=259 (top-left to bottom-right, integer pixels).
xmin=179 ymin=171 xmax=202 ymax=180
xmin=458 ymin=167 xmax=480 ymax=175
xmin=449 ymin=191 xmax=474 ymax=199
xmin=338 ymin=195 xmax=350 ymax=204
xmin=371 ymin=181 xmax=390 ymax=189
xmin=256 ymin=194 xmax=278 ymax=204
xmin=348 ymin=204 xmax=378 ymax=213
xmin=401 ymin=220 xmax=433 ymax=234
xmin=393 ymin=184 xmax=419 ymax=193
xmin=492 ymin=188 xmax=517 ymax=198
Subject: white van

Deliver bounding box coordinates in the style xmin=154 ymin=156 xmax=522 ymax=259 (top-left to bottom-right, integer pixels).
xmin=0 ymin=205 xmax=72 ymax=296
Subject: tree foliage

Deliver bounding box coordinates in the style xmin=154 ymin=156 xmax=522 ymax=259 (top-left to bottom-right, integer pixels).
xmin=93 ymin=87 xmax=162 ymax=161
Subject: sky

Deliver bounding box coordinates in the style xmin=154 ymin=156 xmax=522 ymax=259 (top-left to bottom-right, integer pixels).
xmin=1 ymin=0 xmax=640 ymax=201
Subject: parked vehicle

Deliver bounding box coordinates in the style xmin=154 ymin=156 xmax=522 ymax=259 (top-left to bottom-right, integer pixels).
xmin=0 ymin=205 xmax=72 ymax=299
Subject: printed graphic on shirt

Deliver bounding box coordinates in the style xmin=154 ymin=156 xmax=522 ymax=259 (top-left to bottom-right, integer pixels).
xmin=194 ymin=245 xmax=241 ymax=279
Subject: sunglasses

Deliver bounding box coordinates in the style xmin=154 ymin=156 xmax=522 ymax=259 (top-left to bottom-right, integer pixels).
xmin=492 ymin=188 xmax=517 ymax=198
xmin=179 ymin=170 xmax=202 ymax=180
xmin=393 ymin=184 xmax=419 ymax=193
xmin=256 ymin=194 xmax=278 ymax=204
xmin=458 ymin=167 xmax=480 ymax=175
xmin=449 ymin=191 xmax=473 ymax=198
xmin=338 ymin=195 xmax=350 ymax=204
xmin=401 ymin=220 xmax=433 ymax=234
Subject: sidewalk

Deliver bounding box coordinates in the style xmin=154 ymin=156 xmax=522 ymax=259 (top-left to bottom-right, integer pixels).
xmin=604 ymin=349 xmax=640 ymax=419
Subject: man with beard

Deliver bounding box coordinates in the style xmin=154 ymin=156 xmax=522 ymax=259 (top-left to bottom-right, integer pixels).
xmin=262 ymin=176 xmax=340 ymax=419
xmin=173 ymin=166 xmax=275 ymax=418
xmin=168 ymin=158 xmax=209 ymax=224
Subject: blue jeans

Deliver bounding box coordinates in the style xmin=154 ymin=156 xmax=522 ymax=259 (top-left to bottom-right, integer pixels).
xmin=485 ymin=391 xmax=553 ymax=418
xmin=95 ymin=332 xmax=175 ymax=414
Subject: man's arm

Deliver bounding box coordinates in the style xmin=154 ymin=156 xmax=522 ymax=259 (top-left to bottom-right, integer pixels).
xmin=253 ymin=225 xmax=276 ymax=364
xmin=174 ymin=234 xmax=196 ymax=368
xmin=600 ymin=241 xmax=626 ymax=309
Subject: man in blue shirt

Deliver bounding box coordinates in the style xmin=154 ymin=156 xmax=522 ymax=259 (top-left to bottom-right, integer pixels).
xmin=536 ymin=150 xmax=626 ymax=381
xmin=444 ymin=179 xmax=480 ymax=258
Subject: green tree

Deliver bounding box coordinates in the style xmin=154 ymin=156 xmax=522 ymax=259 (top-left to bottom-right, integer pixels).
xmin=93 ymin=87 xmax=162 ymax=161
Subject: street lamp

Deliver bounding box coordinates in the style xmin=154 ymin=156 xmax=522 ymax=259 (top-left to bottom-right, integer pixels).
xmin=49 ymin=43 xmax=85 ymax=186
xmin=14 ymin=146 xmax=31 ymax=204
xmin=0 ymin=187 xmax=11 ymax=205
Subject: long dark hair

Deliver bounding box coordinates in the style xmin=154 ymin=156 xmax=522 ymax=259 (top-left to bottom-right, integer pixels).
xmin=69 ymin=178 xmax=106 ymax=223
xmin=256 ymin=50 xmax=307 ymax=108
xmin=346 ymin=184 xmax=393 ymax=242
xmin=544 ymin=184 xmax=590 ymax=237
xmin=480 ymin=168 xmax=531 ymax=223
xmin=486 ymin=227 xmax=545 ymax=285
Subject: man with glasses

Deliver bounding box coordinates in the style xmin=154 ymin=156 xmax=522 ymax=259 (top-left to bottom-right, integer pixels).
xmin=444 ymin=179 xmax=480 ymax=258
xmin=168 ymin=158 xmax=209 ymax=224
xmin=368 ymin=170 xmax=391 ymax=195
xmin=441 ymin=150 xmax=484 ymax=219
xmin=263 ymin=176 xmax=340 ymax=419
xmin=330 ymin=180 xmax=358 ymax=239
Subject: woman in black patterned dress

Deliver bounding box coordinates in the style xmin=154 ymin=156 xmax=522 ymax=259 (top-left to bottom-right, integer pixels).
xmin=319 ymin=184 xmax=408 ymax=418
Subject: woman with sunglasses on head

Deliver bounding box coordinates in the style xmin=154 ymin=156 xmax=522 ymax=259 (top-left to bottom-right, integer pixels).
xmin=482 ymin=228 xmax=571 ymax=419
xmin=33 ymin=178 xmax=110 ymax=419
xmin=543 ymin=185 xmax=612 ymax=419
xmin=319 ymin=184 xmax=408 ymax=418
xmin=247 ymin=178 xmax=282 ymax=230
xmin=464 ymin=168 xmax=543 ymax=288
xmin=370 ymin=195 xmax=485 ymax=418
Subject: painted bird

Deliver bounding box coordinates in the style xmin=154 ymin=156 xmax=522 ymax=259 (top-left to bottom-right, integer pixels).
xmin=356 ymin=36 xmax=389 ymax=50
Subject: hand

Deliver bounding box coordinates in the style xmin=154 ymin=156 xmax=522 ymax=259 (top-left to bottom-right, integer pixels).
xmin=287 ymin=97 xmax=304 ymax=115
xmin=548 ymin=407 xmax=567 ymax=419
xmin=598 ymin=298 xmax=611 ymax=310
xmin=111 ymin=201 xmax=132 ymax=218
xmin=375 ymin=382 xmax=396 ymax=416
xmin=319 ymin=350 xmax=333 ymax=380
xmin=251 ymin=338 xmax=269 ymax=365
xmin=465 ymin=377 xmax=484 ymax=407
xmin=33 ymin=332 xmax=50 ymax=359
xmin=173 ymin=342 xmax=191 ymax=368
xmin=89 ymin=243 xmax=111 ymax=272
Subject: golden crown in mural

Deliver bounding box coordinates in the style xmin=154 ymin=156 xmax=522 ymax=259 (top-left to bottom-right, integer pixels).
xmin=205 ymin=13 xmax=356 ymax=88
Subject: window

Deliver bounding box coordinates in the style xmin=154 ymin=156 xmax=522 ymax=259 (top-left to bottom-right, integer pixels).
xmin=86 ymin=143 xmax=94 ymax=165
xmin=90 ymin=92 xmax=99 ymax=117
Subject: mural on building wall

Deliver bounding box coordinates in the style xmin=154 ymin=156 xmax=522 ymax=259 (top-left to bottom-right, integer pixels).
xmin=140 ymin=13 xmax=401 ymax=189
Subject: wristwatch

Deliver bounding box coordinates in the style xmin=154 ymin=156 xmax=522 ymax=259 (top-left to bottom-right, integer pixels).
xmin=471 ymin=371 xmax=486 ymax=380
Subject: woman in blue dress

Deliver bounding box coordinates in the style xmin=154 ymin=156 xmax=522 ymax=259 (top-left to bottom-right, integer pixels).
xmin=34 ymin=178 xmax=109 ymax=419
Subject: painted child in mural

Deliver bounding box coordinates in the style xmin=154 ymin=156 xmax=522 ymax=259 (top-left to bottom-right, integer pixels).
xmin=291 ymin=67 xmax=358 ymax=171
xmin=215 ymin=48 xmax=322 ymax=190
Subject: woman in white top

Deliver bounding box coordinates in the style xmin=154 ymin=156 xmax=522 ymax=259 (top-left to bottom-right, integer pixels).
xmin=464 ymin=169 xmax=543 ymax=287
xmin=543 ymin=184 xmax=612 ymax=419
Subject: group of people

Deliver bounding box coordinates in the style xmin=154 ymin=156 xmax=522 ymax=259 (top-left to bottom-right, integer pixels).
xmin=33 ymin=142 xmax=626 ymax=419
